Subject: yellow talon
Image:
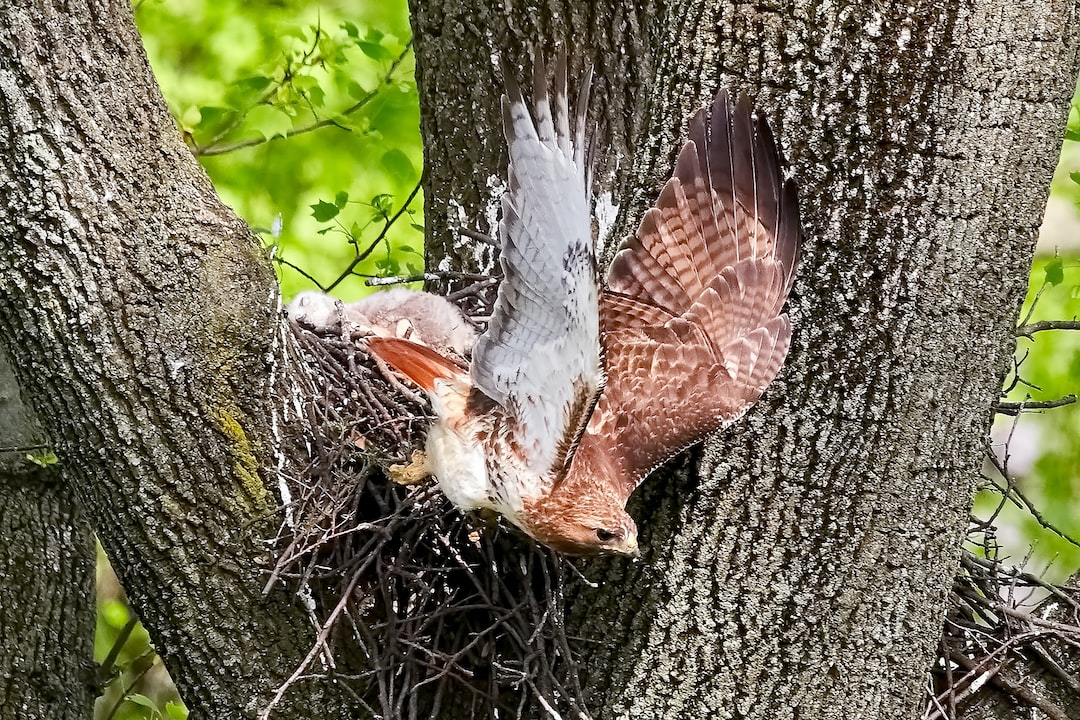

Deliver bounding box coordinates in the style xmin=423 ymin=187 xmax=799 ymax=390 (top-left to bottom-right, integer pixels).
xmin=388 ymin=450 xmax=431 ymax=485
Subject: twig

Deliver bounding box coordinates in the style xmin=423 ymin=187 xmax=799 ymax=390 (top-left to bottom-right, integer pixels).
xmin=984 ymin=449 xmax=1080 ymax=551
xmin=1016 ymin=320 xmax=1080 ymax=338
xmin=0 ymin=443 xmax=49 ymax=454
xmin=275 ymin=254 xmax=329 ymax=292
xmin=97 ymin=615 xmax=140 ymax=685
xmin=261 ymin=571 xmax=365 ymax=720
xmin=101 ymin=651 xmax=158 ymax=720
xmin=366 ymin=273 xmax=440 ymax=286
xmin=952 ymin=650 xmax=1072 ymax=720
xmin=1016 ymin=281 xmax=1049 ymax=328
xmin=994 ymin=395 xmax=1077 ymax=415
xmin=458 ymin=227 xmax=498 ymax=246
xmin=325 ymin=175 xmax=425 ymax=293
xmin=365 ymin=270 xmax=491 ymax=287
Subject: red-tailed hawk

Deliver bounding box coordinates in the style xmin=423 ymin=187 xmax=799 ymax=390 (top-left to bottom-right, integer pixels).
xmin=368 ymin=51 xmax=801 ymax=556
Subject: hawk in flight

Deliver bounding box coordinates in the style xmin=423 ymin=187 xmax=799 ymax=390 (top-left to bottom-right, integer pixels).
xmin=368 ymin=52 xmax=801 ymax=556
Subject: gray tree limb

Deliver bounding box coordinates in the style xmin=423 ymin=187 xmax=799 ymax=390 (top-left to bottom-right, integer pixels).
xmin=0 ymin=346 xmax=95 ymax=720
xmin=0 ymin=1 xmax=362 ymax=717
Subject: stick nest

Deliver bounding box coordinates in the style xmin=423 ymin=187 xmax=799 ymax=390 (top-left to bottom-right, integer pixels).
xmin=266 ymin=312 xmax=591 ymax=719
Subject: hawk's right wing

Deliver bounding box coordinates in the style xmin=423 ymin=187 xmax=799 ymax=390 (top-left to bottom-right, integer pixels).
xmin=470 ymin=51 xmax=603 ymax=475
xmin=581 ymin=91 xmax=801 ymax=498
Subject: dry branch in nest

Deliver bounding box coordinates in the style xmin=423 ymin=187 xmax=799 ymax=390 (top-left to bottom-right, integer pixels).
xmin=926 ymin=545 xmax=1080 ymax=720
xmin=924 ymin=416 xmax=1080 ymax=719
xmin=265 ymin=301 xmax=591 ymax=719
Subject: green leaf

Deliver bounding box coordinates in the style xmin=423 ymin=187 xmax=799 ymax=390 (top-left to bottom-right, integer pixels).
xmin=102 ymin=599 xmax=130 ymax=628
xmin=311 ymin=201 xmax=340 ymax=222
xmin=165 ymin=702 xmax=189 ymax=720
xmin=233 ymin=75 xmax=273 ymax=93
xmin=244 ymin=105 xmax=292 ymax=141
xmin=127 ymin=694 xmax=158 ymax=709
xmin=283 ymin=71 xmax=323 ymax=102
xmin=358 ymin=42 xmax=392 ymax=60
xmin=25 ymin=449 xmax=58 ymax=467
xmin=380 ymin=148 xmax=414 ymax=181
xmin=335 ymin=191 xmax=350 ymax=208
xmin=375 ymin=256 xmax=400 ymax=275
xmin=341 ymin=21 xmax=360 ymax=40
xmin=410 ymin=223 xmax=425 ymax=233
xmin=193 ymin=106 xmax=237 ymax=139
xmin=281 ymin=26 xmax=308 ymax=42
xmin=357 ymin=30 xmax=392 ymax=61
xmin=292 ymin=73 xmax=319 ymax=92
xmin=1065 ymin=128 xmax=1080 ymax=142
xmin=227 ymin=76 xmax=273 ymax=107
xmin=1069 ymin=171 xmax=1080 ymax=186
xmin=370 ymin=193 xmax=393 ymax=219
xmin=273 ymin=90 xmax=300 ymax=116
xmin=346 ymin=81 xmax=369 ymax=100
xmin=1045 ymin=257 xmax=1064 ymax=286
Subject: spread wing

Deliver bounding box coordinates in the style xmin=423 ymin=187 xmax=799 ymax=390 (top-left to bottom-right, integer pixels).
xmin=583 ymin=90 xmax=801 ymax=499
xmin=470 ymin=50 xmax=603 ymax=473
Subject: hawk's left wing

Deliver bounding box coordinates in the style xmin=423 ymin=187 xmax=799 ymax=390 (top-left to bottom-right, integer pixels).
xmin=579 ymin=90 xmax=801 ymax=499
xmin=470 ymin=51 xmax=603 ymax=472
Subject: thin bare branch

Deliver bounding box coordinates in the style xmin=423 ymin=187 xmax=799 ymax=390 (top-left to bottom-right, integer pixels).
xmin=994 ymin=395 xmax=1077 ymax=415
xmin=325 ymin=175 xmax=425 ymax=293
xmin=1016 ymin=320 xmax=1080 ymax=338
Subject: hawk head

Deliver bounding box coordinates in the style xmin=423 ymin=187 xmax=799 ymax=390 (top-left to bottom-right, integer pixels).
xmin=521 ymin=487 xmax=639 ymax=556
xmin=515 ymin=439 xmax=639 ymax=556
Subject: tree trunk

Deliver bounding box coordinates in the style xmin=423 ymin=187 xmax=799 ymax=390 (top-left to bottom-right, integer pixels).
xmin=1 ymin=0 xmax=1078 ymax=718
xmin=410 ymin=0 xmax=1080 ymax=717
xmin=0 ymin=347 xmax=95 ymax=720
xmin=0 ymin=1 xmax=363 ymax=717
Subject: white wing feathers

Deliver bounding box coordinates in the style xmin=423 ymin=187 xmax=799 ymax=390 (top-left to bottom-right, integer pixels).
xmin=470 ymin=52 xmax=601 ymax=470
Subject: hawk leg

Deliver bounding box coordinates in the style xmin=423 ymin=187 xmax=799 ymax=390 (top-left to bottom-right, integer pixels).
xmin=388 ymin=449 xmax=431 ymax=486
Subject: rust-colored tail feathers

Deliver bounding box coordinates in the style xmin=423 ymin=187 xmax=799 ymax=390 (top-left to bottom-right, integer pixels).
xmin=366 ymin=337 xmax=465 ymax=392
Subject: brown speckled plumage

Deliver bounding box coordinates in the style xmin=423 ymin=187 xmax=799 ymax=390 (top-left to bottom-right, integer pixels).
xmin=368 ymin=51 xmax=801 ymax=556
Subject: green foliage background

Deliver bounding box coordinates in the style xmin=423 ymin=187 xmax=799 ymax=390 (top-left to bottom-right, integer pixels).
xmin=93 ymin=3 xmax=1080 ymax=718
xmin=138 ymin=0 xmax=424 ymax=303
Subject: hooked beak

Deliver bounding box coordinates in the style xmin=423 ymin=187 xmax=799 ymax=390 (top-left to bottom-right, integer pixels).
xmin=617 ymin=532 xmax=640 ymax=558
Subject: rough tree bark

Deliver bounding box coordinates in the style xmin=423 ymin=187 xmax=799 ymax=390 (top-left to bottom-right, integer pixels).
xmin=410 ymin=1 xmax=1080 ymax=718
xmin=0 ymin=1 xmax=364 ymax=718
xmin=0 ymin=347 xmax=95 ymax=720
xmin=0 ymin=0 xmax=1077 ymax=719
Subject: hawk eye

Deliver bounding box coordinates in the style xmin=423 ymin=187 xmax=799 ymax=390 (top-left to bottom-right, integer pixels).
xmin=595 ymin=528 xmax=620 ymax=542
